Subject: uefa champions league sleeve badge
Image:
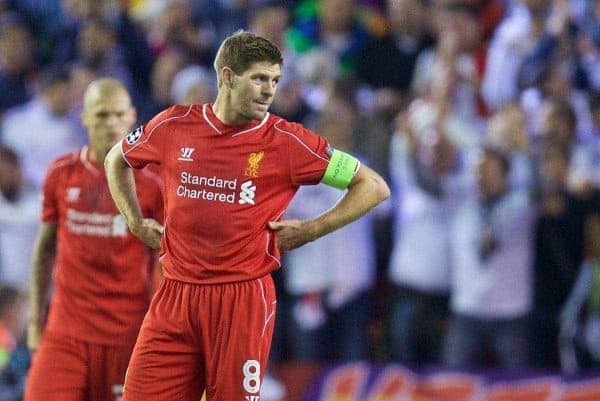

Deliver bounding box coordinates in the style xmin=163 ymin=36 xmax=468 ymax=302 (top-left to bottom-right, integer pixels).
xmin=126 ymin=126 xmax=143 ymax=145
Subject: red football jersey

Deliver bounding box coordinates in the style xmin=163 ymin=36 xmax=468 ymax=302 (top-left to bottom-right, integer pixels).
xmin=121 ymin=104 xmax=331 ymax=284
xmin=42 ymin=147 xmax=164 ymax=345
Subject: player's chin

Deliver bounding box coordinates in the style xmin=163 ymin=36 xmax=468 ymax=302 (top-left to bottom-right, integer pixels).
xmin=251 ymin=109 xmax=268 ymax=120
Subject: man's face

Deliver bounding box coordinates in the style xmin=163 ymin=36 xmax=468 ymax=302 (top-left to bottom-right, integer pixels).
xmin=82 ymin=91 xmax=136 ymax=154
xmin=541 ymin=147 xmax=569 ymax=189
xmin=476 ymin=152 xmax=506 ymax=198
xmin=229 ymin=62 xmax=281 ymax=122
xmin=44 ymin=81 xmax=72 ymax=117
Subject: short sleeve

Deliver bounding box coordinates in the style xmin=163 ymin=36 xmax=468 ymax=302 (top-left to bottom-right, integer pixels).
xmin=121 ymin=107 xmax=178 ymax=169
xmin=41 ymin=163 xmax=60 ymax=223
xmin=276 ymin=120 xmax=331 ymax=186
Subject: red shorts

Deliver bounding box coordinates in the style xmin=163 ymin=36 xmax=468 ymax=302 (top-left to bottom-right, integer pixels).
xmin=123 ymin=276 xmax=276 ymax=401
xmin=24 ymin=333 xmax=133 ymax=401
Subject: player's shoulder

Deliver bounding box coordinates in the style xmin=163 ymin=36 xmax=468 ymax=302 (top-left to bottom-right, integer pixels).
xmin=267 ymin=114 xmax=306 ymax=136
xmin=46 ymin=150 xmax=81 ymax=174
xmin=147 ymin=104 xmax=200 ymax=129
xmin=42 ymin=150 xmax=81 ymax=187
xmin=134 ymin=105 xmax=200 ymax=145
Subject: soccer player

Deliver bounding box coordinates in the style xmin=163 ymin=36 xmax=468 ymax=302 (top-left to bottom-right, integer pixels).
xmin=25 ymin=79 xmax=164 ymax=401
xmin=105 ymin=31 xmax=390 ymax=401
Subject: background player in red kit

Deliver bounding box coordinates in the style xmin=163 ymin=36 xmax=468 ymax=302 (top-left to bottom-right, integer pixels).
xmin=25 ymin=79 xmax=164 ymax=401
xmin=105 ymin=31 xmax=390 ymax=401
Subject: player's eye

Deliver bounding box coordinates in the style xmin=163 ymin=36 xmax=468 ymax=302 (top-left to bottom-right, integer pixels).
xmin=96 ymin=111 xmax=109 ymax=118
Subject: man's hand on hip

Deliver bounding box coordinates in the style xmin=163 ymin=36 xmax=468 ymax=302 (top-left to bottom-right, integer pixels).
xmin=268 ymin=220 xmax=318 ymax=251
xmin=129 ymin=218 xmax=163 ymax=249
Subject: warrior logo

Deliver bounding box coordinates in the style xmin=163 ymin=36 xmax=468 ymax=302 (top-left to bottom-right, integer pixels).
xmin=178 ymin=147 xmax=195 ymax=162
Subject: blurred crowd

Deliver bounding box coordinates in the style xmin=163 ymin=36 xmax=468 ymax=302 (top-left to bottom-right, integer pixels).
xmin=1 ymin=0 xmax=600 ymax=395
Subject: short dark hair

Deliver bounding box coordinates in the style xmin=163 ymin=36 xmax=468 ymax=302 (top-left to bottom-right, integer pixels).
xmin=213 ymin=30 xmax=283 ymax=86
xmin=38 ymin=65 xmax=71 ymax=91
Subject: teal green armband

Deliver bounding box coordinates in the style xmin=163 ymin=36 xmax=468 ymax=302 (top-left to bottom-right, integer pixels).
xmin=321 ymin=149 xmax=360 ymax=189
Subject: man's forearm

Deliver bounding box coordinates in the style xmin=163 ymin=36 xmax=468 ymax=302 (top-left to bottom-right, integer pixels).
xmin=29 ymin=225 xmax=56 ymax=325
xmin=310 ymin=164 xmax=390 ymax=239
xmin=105 ymin=144 xmax=144 ymax=228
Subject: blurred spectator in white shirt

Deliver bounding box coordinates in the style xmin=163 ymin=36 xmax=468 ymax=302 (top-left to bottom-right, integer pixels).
xmin=1 ymin=66 xmax=81 ymax=190
xmin=284 ymin=96 xmax=376 ymax=361
xmin=0 ymin=146 xmax=39 ymax=290
xmin=443 ymin=146 xmax=534 ymax=369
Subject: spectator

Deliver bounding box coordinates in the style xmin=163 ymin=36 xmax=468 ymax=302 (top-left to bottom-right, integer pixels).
xmin=285 ymin=0 xmax=370 ymax=76
xmin=0 ymin=14 xmax=35 ymax=114
xmin=0 ymin=146 xmax=39 ymax=290
xmin=387 ymin=111 xmax=462 ymax=366
xmin=443 ymin=146 xmax=534 ymax=369
xmin=1 ymin=65 xmax=81 ymax=189
xmin=531 ymin=142 xmax=597 ymax=368
xmin=139 ymin=48 xmax=187 ymax=120
xmin=485 ymin=103 xmax=533 ymax=189
xmin=170 ymin=65 xmax=216 ymax=105
xmin=0 ymin=285 xmax=28 ymax=401
xmin=482 ymin=0 xmax=547 ymax=110
xmin=284 ymin=96 xmax=376 ymax=362
xmin=356 ymin=0 xmax=433 ymax=91
xmin=411 ymin=1 xmax=489 ymax=127
xmin=76 ymin=18 xmax=134 ymax=91
xmin=146 ymin=0 xmax=214 ymax=64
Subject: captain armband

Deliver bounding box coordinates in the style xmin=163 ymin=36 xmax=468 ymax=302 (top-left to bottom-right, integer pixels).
xmin=321 ymin=149 xmax=360 ymax=189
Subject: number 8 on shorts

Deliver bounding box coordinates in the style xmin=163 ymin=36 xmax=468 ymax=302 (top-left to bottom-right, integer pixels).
xmin=242 ymin=360 xmax=261 ymax=394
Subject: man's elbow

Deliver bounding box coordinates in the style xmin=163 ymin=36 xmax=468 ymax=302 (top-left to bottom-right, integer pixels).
xmin=370 ymin=175 xmax=391 ymax=204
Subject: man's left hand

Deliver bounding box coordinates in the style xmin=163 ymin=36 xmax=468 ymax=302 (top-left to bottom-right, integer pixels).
xmin=268 ymin=220 xmax=317 ymax=251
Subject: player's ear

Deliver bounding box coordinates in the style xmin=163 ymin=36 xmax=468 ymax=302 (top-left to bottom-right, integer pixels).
xmin=222 ymin=67 xmax=235 ymax=89
xmin=81 ymin=109 xmax=91 ymax=130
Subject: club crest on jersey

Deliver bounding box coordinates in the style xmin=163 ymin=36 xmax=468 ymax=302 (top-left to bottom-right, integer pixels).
xmin=126 ymin=126 xmax=143 ymax=145
xmin=244 ymin=151 xmax=264 ymax=178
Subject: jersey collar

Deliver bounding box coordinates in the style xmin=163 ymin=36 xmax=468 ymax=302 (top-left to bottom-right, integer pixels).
xmin=80 ymin=146 xmax=102 ymax=176
xmin=202 ymin=103 xmax=269 ymax=136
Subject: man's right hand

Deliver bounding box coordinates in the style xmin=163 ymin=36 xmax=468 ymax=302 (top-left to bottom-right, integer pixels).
xmin=27 ymin=321 xmax=43 ymax=353
xmin=129 ymin=218 xmax=163 ymax=249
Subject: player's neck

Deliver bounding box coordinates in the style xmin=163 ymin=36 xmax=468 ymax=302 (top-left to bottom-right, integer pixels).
xmin=88 ymin=146 xmax=107 ymax=166
xmin=212 ymin=94 xmax=251 ymax=126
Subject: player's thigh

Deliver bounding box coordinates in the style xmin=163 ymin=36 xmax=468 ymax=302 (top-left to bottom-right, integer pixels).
xmin=88 ymin=343 xmax=133 ymax=401
xmin=204 ymin=276 xmax=277 ymax=401
xmin=123 ymin=282 xmax=205 ymax=401
xmin=24 ymin=334 xmax=88 ymax=401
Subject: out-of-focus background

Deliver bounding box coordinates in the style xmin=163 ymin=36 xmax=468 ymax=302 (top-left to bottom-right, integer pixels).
xmin=1 ymin=0 xmax=600 ymax=400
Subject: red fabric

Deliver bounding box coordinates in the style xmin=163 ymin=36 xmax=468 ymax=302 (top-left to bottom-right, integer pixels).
xmin=24 ymin=333 xmax=133 ymax=401
xmin=41 ymin=148 xmax=163 ymax=345
xmin=121 ymin=103 xmax=331 ymax=284
xmin=123 ymin=276 xmax=276 ymax=401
